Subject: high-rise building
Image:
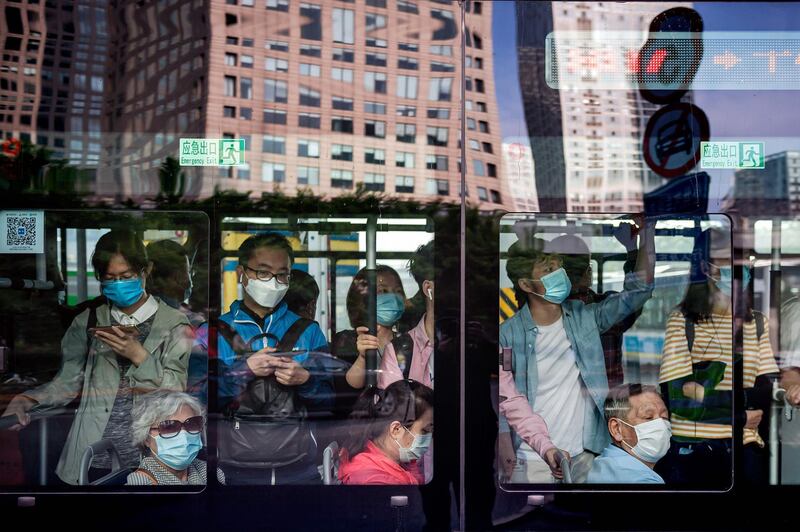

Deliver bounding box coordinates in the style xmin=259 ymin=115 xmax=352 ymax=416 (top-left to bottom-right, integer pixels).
xmin=0 ymin=1 xmax=110 ymax=186
xmin=517 ymin=1 xmax=692 ymax=213
xmin=733 ymin=150 xmax=800 ymax=216
xmin=101 ymin=0 xmax=507 ymax=205
xmin=502 ymin=141 xmax=538 ymax=211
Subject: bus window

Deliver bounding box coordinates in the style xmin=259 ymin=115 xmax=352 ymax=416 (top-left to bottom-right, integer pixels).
xmin=0 ymin=211 xmax=209 ymax=490
xmin=497 ymin=213 xmax=744 ymax=491
xmin=212 ymin=215 xmax=435 ymax=486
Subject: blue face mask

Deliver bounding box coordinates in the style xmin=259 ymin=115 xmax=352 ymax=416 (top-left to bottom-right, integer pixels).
xmin=101 ymin=278 xmax=144 ymax=308
xmin=716 ymin=265 xmax=751 ymax=294
xmin=152 ymin=431 xmax=202 ymax=471
xmin=377 ymin=293 xmax=405 ymax=327
xmin=395 ymin=426 xmax=433 ymax=463
xmin=532 ymin=268 xmax=572 ymax=304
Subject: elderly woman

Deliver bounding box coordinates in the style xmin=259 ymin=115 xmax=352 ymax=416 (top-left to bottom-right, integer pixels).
xmin=127 ymin=390 xmax=207 ymax=485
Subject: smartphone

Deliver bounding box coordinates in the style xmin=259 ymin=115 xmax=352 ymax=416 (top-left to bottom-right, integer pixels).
xmin=89 ymin=325 xmax=139 ymax=336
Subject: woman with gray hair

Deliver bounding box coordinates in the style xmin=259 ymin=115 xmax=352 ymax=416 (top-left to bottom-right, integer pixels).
xmin=127 ymin=389 xmax=207 ymax=485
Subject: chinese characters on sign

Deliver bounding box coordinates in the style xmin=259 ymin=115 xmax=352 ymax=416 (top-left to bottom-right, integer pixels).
xmin=179 ymin=138 xmax=246 ymax=167
xmin=546 ymin=32 xmax=800 ymax=90
xmin=700 ymin=142 xmax=765 ymax=169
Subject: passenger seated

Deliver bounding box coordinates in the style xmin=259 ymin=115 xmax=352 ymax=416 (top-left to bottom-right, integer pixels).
xmin=587 ymin=384 xmax=670 ymax=484
xmin=499 ymin=220 xmax=654 ymax=483
xmin=282 ymin=269 xmax=320 ymax=321
xmin=339 ymin=379 xmax=433 ymax=485
xmin=1 ymin=230 xmax=192 ymax=485
xmin=127 ymin=390 xmax=209 ymax=485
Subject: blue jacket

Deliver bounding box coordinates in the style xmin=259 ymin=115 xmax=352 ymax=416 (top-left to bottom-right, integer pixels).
xmin=499 ymin=272 xmax=653 ymax=455
xmin=586 ymin=444 xmax=665 ymax=484
xmin=195 ymin=300 xmax=332 ymax=410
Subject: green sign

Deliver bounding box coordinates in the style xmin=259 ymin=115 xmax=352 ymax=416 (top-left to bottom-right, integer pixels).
xmin=179 ymin=138 xmax=246 ymax=166
xmin=700 ymin=141 xmax=765 ymax=169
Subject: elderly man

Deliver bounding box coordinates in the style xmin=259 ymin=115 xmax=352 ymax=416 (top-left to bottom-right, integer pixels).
xmin=587 ymin=383 xmax=671 ymax=484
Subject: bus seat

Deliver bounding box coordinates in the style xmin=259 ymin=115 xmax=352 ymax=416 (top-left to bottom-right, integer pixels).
xmin=322 ymin=441 xmax=340 ymax=485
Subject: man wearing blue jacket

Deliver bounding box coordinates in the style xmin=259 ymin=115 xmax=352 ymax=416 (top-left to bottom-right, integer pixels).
xmin=196 ymin=233 xmax=331 ymax=484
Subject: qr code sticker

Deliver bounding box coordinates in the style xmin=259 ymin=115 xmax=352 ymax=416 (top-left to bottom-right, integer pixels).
xmin=6 ymin=216 xmax=37 ymax=247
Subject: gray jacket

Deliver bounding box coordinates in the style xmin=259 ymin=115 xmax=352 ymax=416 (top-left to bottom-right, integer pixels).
xmin=25 ymin=298 xmax=192 ymax=484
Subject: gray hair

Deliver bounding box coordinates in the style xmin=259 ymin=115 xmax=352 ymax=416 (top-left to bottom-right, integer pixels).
xmin=603 ymin=383 xmax=660 ymax=423
xmin=131 ymin=390 xmax=205 ymax=449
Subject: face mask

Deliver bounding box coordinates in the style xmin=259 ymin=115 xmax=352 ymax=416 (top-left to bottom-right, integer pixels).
xmin=244 ymin=276 xmax=289 ymax=308
xmin=377 ymin=293 xmax=405 ymax=326
xmin=531 ymin=268 xmax=572 ymax=304
xmin=102 ymin=278 xmax=144 ymax=308
xmin=394 ymin=426 xmax=433 ymax=463
xmin=617 ymin=418 xmax=672 ymax=463
xmin=714 ymin=265 xmax=751 ymax=294
xmin=152 ymin=431 xmax=202 ymax=470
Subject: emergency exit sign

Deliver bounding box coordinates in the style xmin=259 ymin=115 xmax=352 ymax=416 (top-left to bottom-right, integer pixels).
xmin=179 ymin=138 xmax=246 ymax=166
xmin=700 ymin=141 xmax=765 ymax=169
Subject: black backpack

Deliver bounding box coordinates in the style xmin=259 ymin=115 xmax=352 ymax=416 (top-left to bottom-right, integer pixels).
xmin=217 ymin=317 xmax=317 ymax=469
xmin=391 ymin=332 xmax=415 ymax=380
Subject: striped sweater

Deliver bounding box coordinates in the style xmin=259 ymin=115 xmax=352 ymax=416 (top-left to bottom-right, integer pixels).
xmin=659 ymin=311 xmax=779 ymax=445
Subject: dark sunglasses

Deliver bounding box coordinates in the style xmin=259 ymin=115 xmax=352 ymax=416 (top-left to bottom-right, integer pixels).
xmin=150 ymin=415 xmax=204 ymax=438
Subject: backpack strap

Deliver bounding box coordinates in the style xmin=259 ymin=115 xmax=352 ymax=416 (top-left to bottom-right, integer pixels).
xmin=216 ymin=319 xmax=251 ymax=359
xmin=754 ymin=312 xmax=764 ymax=341
xmin=391 ymin=333 xmax=415 ymax=380
xmin=277 ymin=318 xmax=313 ymax=353
xmin=685 ymin=315 xmax=695 ymax=353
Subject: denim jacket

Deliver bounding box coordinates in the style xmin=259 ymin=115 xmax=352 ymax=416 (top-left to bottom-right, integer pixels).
xmin=499 ymin=272 xmax=654 ymax=455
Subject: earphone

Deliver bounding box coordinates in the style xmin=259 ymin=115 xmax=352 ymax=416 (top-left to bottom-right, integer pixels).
xmin=427 ymin=288 xmax=433 ymax=301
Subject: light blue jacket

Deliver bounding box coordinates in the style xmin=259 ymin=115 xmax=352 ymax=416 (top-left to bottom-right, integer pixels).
xmin=499 ymin=272 xmax=653 ymax=455
xmin=586 ymin=444 xmax=665 ymax=484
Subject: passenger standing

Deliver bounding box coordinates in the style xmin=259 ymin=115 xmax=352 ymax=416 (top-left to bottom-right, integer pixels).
xmin=2 ymin=230 xmax=192 ymax=484
xmin=657 ymin=228 xmax=778 ymax=487
xmin=499 ymin=220 xmax=654 ymax=483
xmin=197 ymin=233 xmax=331 ymax=485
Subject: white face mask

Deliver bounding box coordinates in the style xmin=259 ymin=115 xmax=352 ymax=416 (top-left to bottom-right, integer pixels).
xmin=616 ymin=417 xmax=672 ymax=463
xmin=243 ymin=276 xmax=289 ymax=309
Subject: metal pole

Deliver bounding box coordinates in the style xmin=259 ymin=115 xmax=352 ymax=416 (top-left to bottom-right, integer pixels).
xmin=769 ymin=389 xmax=781 ymax=485
xmin=39 ymin=417 xmax=48 ymax=486
xmin=365 ymin=216 xmax=378 ymax=388
xmin=76 ymin=229 xmax=88 ymax=303
xmin=769 ymin=219 xmax=782 ymax=355
xmin=459 ymin=2 xmax=468 ymax=530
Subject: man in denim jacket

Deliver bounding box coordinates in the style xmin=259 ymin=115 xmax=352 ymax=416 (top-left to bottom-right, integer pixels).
xmin=499 ymin=219 xmax=655 ymax=483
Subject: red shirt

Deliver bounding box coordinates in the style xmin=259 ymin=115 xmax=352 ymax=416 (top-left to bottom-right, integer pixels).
xmin=338 ymin=441 xmax=420 ymax=485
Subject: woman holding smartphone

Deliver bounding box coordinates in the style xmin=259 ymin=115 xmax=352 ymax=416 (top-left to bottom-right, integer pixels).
xmin=1 ymin=229 xmax=192 ymax=485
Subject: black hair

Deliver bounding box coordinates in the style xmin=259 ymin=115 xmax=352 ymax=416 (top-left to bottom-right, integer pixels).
xmin=91 ymin=230 xmax=149 ymax=279
xmin=346 ymin=264 xmax=405 ymax=328
xmin=408 ymin=240 xmax=434 ymax=291
xmin=237 ymin=233 xmax=294 ymax=266
xmin=283 ymin=269 xmax=320 ymax=314
xmin=344 ymin=380 xmax=434 ymax=458
xmin=146 ymin=240 xmax=189 ymax=281
xmin=505 ymin=238 xmax=555 ymax=308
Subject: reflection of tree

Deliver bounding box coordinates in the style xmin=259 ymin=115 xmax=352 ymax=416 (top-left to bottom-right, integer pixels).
xmin=157 ymin=156 xmax=186 ymax=200
xmin=0 ymin=140 xmax=89 ymax=196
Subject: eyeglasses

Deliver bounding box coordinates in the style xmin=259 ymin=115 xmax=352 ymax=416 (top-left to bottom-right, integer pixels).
xmin=150 ymin=415 xmax=204 ymax=438
xmin=243 ymin=265 xmax=291 ymax=285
